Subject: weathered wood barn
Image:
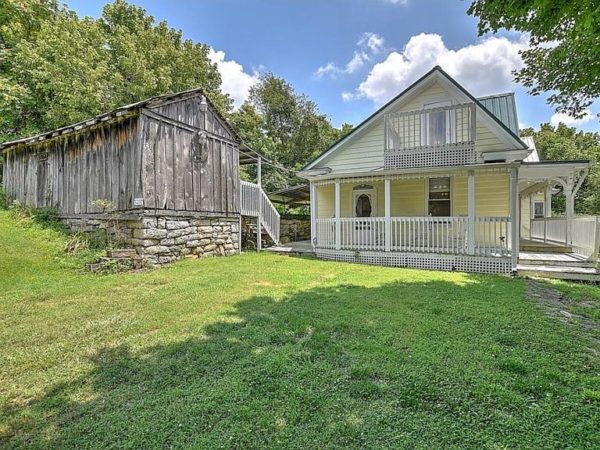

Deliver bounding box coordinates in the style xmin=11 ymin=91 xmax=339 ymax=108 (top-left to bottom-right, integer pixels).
xmin=1 ymin=88 xmax=280 ymax=264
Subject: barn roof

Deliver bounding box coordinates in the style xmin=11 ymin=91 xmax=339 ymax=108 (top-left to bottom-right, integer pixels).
xmin=0 ymin=87 xmax=270 ymax=164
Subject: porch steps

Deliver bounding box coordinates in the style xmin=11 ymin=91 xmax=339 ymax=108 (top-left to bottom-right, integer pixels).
xmin=517 ymin=264 xmax=600 ymax=282
xmin=520 ymin=241 xmax=572 ymax=253
xmin=519 ymin=252 xmax=596 ymax=268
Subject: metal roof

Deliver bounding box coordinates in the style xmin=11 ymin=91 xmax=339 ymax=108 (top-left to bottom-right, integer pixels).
xmin=477 ymin=93 xmax=520 ymax=136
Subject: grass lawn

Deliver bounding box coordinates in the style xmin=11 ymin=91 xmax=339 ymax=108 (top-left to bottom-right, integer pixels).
xmin=0 ymin=210 xmax=599 ymax=449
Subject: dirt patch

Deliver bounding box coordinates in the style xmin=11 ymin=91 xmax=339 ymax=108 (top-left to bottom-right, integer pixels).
xmin=526 ymin=280 xmax=599 ymax=348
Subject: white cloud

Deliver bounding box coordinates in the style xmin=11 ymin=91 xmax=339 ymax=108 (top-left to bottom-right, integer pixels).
xmin=358 ymin=32 xmax=384 ymax=54
xmin=346 ymin=33 xmax=528 ymax=106
xmin=208 ymin=48 xmax=258 ymax=108
xmin=550 ymin=110 xmax=595 ymax=127
xmin=382 ymin=0 xmax=409 ymax=5
xmin=314 ymin=32 xmax=385 ymax=79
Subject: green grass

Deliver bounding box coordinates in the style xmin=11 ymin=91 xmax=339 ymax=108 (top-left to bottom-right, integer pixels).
xmin=0 ymin=211 xmax=599 ymax=449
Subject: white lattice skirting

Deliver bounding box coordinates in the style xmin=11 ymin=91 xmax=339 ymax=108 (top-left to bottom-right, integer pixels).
xmin=316 ymin=249 xmax=512 ymax=275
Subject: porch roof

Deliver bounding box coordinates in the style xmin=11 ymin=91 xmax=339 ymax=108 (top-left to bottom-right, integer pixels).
xmin=303 ymin=161 xmax=517 ymax=184
xmin=519 ymin=160 xmax=590 ymax=180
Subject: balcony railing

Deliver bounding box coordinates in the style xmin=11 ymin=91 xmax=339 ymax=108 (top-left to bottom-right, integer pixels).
xmin=384 ymin=102 xmax=476 ymax=169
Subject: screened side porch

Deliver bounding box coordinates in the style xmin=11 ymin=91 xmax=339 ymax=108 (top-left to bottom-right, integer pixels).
xmin=310 ymin=167 xmax=519 ymax=266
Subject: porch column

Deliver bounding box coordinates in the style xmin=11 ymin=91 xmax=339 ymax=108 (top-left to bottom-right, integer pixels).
xmin=566 ymin=174 xmax=574 ymax=245
xmin=310 ymin=182 xmax=318 ymax=249
xmin=467 ymin=170 xmax=475 ymax=255
xmin=335 ymin=180 xmax=341 ymax=250
xmin=545 ymin=185 xmax=552 ymax=218
xmin=510 ymin=167 xmax=519 ymax=270
xmin=256 ymin=157 xmax=262 ymax=252
xmin=384 ymin=178 xmax=391 ymax=252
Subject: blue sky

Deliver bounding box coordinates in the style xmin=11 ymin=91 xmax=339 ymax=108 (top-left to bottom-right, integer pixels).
xmin=66 ymin=0 xmax=600 ymax=132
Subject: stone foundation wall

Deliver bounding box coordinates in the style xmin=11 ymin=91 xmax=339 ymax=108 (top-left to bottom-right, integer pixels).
xmin=280 ymin=215 xmax=311 ymax=244
xmin=62 ymin=214 xmax=240 ymax=265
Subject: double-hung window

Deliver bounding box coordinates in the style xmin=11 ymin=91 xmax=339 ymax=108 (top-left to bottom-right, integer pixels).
xmin=428 ymin=177 xmax=451 ymax=217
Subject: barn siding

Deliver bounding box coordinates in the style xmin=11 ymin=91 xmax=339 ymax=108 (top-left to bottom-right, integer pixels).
xmin=3 ymin=117 xmax=142 ymax=215
xmin=3 ymin=93 xmax=241 ymax=218
xmin=139 ymin=113 xmax=240 ymax=215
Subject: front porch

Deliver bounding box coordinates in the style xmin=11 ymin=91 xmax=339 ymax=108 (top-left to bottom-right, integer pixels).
xmin=310 ymin=165 xmax=519 ymax=274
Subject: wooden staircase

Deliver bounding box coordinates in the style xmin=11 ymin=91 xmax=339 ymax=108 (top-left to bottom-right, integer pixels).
xmin=240 ymin=181 xmax=280 ymax=246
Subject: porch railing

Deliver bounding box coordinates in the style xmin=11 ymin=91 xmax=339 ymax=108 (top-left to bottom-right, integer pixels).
xmin=384 ymin=102 xmax=476 ymax=169
xmin=531 ymin=216 xmax=600 ymax=260
xmin=315 ymin=216 xmax=511 ymax=257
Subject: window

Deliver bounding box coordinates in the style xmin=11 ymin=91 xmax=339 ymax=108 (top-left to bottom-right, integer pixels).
xmin=428 ymin=177 xmax=451 ymax=217
xmin=355 ymin=194 xmax=372 ymax=217
xmin=533 ymin=201 xmax=545 ymax=219
xmin=422 ymin=101 xmax=456 ymax=147
xmin=428 ymin=109 xmax=447 ymax=146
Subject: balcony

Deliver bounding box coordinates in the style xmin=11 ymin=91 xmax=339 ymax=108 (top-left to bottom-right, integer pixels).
xmin=384 ymin=102 xmax=476 ymax=169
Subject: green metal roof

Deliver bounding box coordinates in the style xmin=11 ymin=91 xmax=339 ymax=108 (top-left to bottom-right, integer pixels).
xmin=477 ymin=93 xmax=520 ymax=136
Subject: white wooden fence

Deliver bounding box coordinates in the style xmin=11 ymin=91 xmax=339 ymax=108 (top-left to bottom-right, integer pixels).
xmin=315 ymin=216 xmax=511 ymax=256
xmin=240 ymin=180 xmax=280 ymax=244
xmin=531 ymin=216 xmax=600 ymax=260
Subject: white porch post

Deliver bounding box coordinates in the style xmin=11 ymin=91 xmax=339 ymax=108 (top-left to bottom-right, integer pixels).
xmin=510 ymin=167 xmax=519 ymax=270
xmin=384 ymin=178 xmax=391 ymax=252
xmin=335 ymin=180 xmax=341 ymax=250
xmin=310 ymin=182 xmax=318 ymax=249
xmin=544 ymin=185 xmax=552 ymax=218
xmin=467 ymin=170 xmax=475 ymax=255
xmin=256 ymin=157 xmax=262 ymax=252
xmin=566 ymin=174 xmax=574 ymax=245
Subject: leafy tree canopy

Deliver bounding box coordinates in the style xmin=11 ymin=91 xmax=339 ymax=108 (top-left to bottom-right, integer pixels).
xmin=468 ymin=0 xmax=600 ymax=119
xmin=521 ymin=123 xmax=600 ymax=214
xmin=232 ymin=73 xmax=352 ymax=192
xmin=0 ymin=0 xmax=229 ymax=142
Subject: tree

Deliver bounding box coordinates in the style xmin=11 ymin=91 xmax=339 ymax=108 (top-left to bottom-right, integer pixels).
xmin=468 ymin=0 xmax=600 ymax=119
xmin=234 ymin=73 xmax=352 ymax=193
xmin=0 ymin=0 xmax=230 ymax=143
xmin=521 ymin=123 xmax=600 ymax=214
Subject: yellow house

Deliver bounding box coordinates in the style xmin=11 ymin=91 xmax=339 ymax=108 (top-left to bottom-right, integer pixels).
xmin=299 ymin=66 xmax=595 ymax=275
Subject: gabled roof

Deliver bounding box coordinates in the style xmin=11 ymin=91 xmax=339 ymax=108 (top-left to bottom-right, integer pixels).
xmin=0 ymin=87 xmax=241 ymax=152
xmin=302 ymin=66 xmax=528 ymax=171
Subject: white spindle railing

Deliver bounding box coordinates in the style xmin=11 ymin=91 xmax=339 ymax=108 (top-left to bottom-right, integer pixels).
xmin=240 ymin=180 xmax=260 ymax=216
xmin=340 ymin=217 xmax=385 ymax=251
xmin=384 ymin=102 xmax=476 ymax=169
xmin=240 ymin=180 xmax=280 ymax=244
xmin=391 ymin=216 xmax=468 ymax=253
xmin=314 ymin=216 xmax=512 ymax=257
xmin=315 ymin=218 xmax=336 ymax=249
xmin=473 ymin=217 xmax=511 ymax=256
xmin=531 ymin=216 xmax=600 ymax=260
